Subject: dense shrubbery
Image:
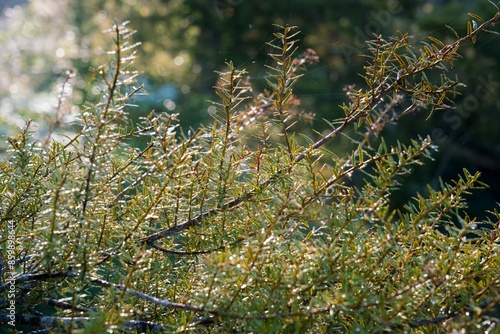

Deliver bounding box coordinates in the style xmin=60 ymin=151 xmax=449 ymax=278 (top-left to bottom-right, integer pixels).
xmin=1 ymin=8 xmax=500 ymax=333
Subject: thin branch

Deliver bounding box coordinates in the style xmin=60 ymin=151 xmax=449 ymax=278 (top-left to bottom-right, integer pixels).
xmin=0 ymin=312 xmax=169 ymax=332
xmin=81 ymin=24 xmax=123 ymax=221
xmin=139 ymin=13 xmax=500 ymax=245
xmin=147 ymin=236 xmax=246 ymax=255
xmin=0 ymin=271 xmax=76 ymax=293
xmin=408 ymin=296 xmax=499 ymax=328
xmin=139 ymin=187 xmax=255 ymax=243
xmin=43 ymin=297 xmax=95 ymax=313
xmin=139 ymin=84 xmax=390 ymax=245
xmin=0 ymin=255 xmax=34 ymax=275
xmin=89 ymin=276 xmax=205 ymax=312
xmin=113 ymin=128 xmax=201 ymax=203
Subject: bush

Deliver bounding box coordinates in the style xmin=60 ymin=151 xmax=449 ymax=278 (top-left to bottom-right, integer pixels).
xmin=1 ymin=10 xmax=500 ymax=333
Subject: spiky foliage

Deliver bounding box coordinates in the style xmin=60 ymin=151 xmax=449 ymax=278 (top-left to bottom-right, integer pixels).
xmin=1 ymin=9 xmax=500 ymax=334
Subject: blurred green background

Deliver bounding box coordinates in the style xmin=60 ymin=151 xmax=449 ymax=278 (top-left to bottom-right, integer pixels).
xmin=1 ymin=0 xmax=499 ymax=218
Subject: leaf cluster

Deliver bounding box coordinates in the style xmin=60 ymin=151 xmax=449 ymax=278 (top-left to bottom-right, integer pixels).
xmin=1 ymin=11 xmax=500 ymax=334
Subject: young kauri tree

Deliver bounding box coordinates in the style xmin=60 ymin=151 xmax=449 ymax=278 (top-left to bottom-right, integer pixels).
xmin=1 ymin=5 xmax=500 ymax=333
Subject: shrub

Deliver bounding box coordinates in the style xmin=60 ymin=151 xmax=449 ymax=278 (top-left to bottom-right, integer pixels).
xmin=1 ymin=9 xmax=500 ymax=333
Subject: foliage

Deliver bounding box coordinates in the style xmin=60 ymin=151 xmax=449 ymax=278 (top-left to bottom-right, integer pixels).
xmin=1 ymin=8 xmax=500 ymax=333
xmin=2 ymin=1 xmax=500 ymax=211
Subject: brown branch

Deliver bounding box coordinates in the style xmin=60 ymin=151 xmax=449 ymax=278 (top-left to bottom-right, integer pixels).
xmin=139 ymin=11 xmax=500 ymax=245
xmin=81 ymin=24 xmax=123 ymax=220
xmin=147 ymin=236 xmax=245 ymax=255
xmin=89 ymin=276 xmax=204 ymax=312
xmin=139 ymin=87 xmax=390 ymax=244
xmin=139 ymin=188 xmax=256 ymax=243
